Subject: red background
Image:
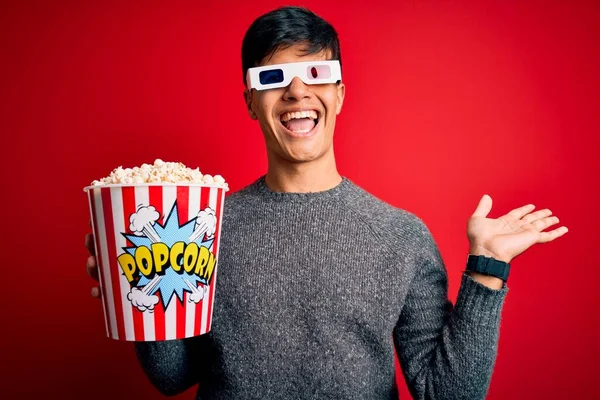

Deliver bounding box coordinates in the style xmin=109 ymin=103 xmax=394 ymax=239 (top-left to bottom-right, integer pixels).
xmin=2 ymin=0 xmax=598 ymax=398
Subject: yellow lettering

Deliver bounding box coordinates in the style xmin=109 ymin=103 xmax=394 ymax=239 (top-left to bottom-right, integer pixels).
xmin=135 ymin=246 xmax=153 ymax=277
xmin=204 ymin=252 xmax=216 ymax=282
xmin=170 ymin=242 xmax=185 ymax=272
xmin=195 ymin=246 xmax=209 ymax=276
xmin=151 ymin=243 xmax=169 ymax=274
xmin=120 ymin=242 xmax=214 ymax=282
xmin=183 ymin=242 xmax=199 ymax=273
xmin=117 ymin=253 xmax=137 ymax=283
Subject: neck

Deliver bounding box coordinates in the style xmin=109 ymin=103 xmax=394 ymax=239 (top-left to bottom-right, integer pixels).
xmin=265 ymin=150 xmax=342 ymax=193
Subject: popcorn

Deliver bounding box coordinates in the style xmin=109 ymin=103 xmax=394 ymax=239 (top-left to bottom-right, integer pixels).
xmin=202 ymin=174 xmax=214 ymax=184
xmin=91 ymin=159 xmax=229 ymax=190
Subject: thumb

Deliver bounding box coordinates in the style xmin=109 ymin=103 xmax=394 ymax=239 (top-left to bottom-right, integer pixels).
xmin=472 ymin=194 xmax=493 ymax=218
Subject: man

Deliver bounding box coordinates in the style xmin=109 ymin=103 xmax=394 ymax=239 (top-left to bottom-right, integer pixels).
xmin=85 ymin=6 xmax=567 ymax=399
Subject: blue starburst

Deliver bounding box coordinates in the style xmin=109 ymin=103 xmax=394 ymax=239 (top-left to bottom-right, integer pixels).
xmin=121 ymin=201 xmax=215 ymax=309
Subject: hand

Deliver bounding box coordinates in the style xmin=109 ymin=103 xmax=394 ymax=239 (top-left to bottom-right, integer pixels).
xmin=468 ymin=194 xmax=569 ymax=264
xmin=85 ymin=221 xmax=101 ymax=299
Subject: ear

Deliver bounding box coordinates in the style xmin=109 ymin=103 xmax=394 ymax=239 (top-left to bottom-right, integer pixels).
xmin=335 ymin=82 xmax=346 ymax=115
xmin=244 ymin=89 xmax=258 ymax=120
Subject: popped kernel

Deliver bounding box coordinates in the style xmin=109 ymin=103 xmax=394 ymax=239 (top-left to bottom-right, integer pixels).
xmin=91 ymin=159 xmax=228 ymax=190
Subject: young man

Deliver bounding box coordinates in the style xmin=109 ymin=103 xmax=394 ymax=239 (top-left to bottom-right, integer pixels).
xmin=86 ymin=6 xmax=567 ymax=399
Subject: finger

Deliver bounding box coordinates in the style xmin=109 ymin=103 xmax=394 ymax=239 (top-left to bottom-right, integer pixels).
xmin=504 ymin=203 xmax=536 ymax=220
xmin=472 ymin=194 xmax=493 ymax=218
xmin=531 ymin=216 xmax=560 ymax=232
xmin=91 ymin=286 xmax=101 ymax=298
xmin=85 ymin=233 xmax=96 ymax=256
xmin=538 ymin=226 xmax=569 ymax=243
xmin=86 ymin=256 xmax=99 ymax=281
xmin=522 ymin=208 xmax=552 ymax=224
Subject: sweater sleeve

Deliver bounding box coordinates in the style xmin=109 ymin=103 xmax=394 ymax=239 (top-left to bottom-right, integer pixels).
xmin=134 ymin=335 xmax=206 ymax=396
xmin=393 ymin=230 xmax=508 ymax=400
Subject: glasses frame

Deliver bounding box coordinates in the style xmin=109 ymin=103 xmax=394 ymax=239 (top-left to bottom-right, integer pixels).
xmin=246 ymin=60 xmax=341 ymax=91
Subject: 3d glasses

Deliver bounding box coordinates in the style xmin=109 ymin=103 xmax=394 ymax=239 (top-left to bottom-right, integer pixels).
xmin=246 ymin=60 xmax=341 ymax=91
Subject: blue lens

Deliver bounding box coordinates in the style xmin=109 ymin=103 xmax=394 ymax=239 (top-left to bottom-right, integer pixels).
xmin=259 ymin=69 xmax=284 ymax=85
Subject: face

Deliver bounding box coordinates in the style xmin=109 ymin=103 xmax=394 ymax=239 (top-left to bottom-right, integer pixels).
xmin=244 ymin=44 xmax=345 ymax=164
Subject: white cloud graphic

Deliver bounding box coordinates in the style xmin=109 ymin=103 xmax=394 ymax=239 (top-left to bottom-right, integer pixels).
xmin=189 ymin=207 xmax=217 ymax=242
xmin=184 ymin=279 xmax=208 ymax=304
xmin=129 ymin=204 xmax=161 ymax=243
xmin=127 ymin=287 xmax=159 ymax=312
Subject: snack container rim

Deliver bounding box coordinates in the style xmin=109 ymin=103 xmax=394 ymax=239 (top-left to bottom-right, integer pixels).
xmin=83 ymin=183 xmax=229 ymax=192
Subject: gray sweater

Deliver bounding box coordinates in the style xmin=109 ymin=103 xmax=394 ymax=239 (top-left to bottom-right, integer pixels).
xmin=135 ymin=176 xmax=508 ymax=399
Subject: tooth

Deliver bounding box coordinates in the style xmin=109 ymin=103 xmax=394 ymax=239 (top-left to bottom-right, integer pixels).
xmin=281 ymin=110 xmax=320 ymax=122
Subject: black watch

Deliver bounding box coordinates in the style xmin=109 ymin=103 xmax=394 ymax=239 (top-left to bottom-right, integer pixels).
xmin=466 ymin=255 xmax=510 ymax=282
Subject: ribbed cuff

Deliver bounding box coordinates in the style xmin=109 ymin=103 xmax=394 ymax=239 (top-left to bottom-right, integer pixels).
xmin=453 ymin=273 xmax=508 ymax=327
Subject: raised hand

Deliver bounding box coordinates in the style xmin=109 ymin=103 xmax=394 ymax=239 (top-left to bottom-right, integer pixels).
xmin=467 ymin=194 xmax=569 ymax=264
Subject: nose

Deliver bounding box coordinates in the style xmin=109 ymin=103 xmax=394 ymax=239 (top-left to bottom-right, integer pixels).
xmin=283 ymin=76 xmax=312 ymax=101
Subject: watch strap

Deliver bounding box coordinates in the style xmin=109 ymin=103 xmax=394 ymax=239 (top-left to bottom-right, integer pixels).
xmin=466 ymin=254 xmax=510 ymax=282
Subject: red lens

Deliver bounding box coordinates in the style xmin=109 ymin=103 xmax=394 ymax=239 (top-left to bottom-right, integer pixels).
xmin=306 ymin=65 xmax=331 ymax=80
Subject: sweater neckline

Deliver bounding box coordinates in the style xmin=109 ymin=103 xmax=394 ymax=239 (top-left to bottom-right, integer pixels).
xmin=252 ymin=175 xmax=354 ymax=202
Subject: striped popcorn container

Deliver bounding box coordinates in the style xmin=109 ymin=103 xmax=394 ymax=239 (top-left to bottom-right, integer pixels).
xmin=83 ymin=183 xmax=226 ymax=341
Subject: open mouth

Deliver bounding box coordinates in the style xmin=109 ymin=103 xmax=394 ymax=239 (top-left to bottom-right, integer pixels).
xmin=279 ymin=110 xmax=320 ymax=136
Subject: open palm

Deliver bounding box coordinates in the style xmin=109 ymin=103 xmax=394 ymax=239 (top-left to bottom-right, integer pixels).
xmin=467 ymin=195 xmax=568 ymax=263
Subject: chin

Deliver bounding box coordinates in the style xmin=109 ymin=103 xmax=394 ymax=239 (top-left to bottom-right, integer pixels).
xmin=268 ymin=124 xmax=334 ymax=164
xmin=287 ymin=154 xmax=321 ymax=163
xmin=282 ymin=144 xmax=331 ymax=164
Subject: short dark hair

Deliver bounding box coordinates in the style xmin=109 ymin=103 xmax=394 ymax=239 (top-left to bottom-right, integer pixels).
xmin=241 ymin=6 xmax=342 ymax=85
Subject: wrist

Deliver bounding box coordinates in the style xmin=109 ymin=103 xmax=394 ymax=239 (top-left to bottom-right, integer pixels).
xmin=466 ymin=271 xmax=504 ymax=290
xmin=469 ymin=244 xmax=511 ymax=263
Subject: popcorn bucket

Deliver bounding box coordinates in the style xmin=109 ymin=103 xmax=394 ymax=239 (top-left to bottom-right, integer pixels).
xmin=83 ymin=183 xmax=226 ymax=341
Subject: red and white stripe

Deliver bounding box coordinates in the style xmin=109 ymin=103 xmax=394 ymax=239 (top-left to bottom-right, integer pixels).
xmin=87 ymin=184 xmax=225 ymax=342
